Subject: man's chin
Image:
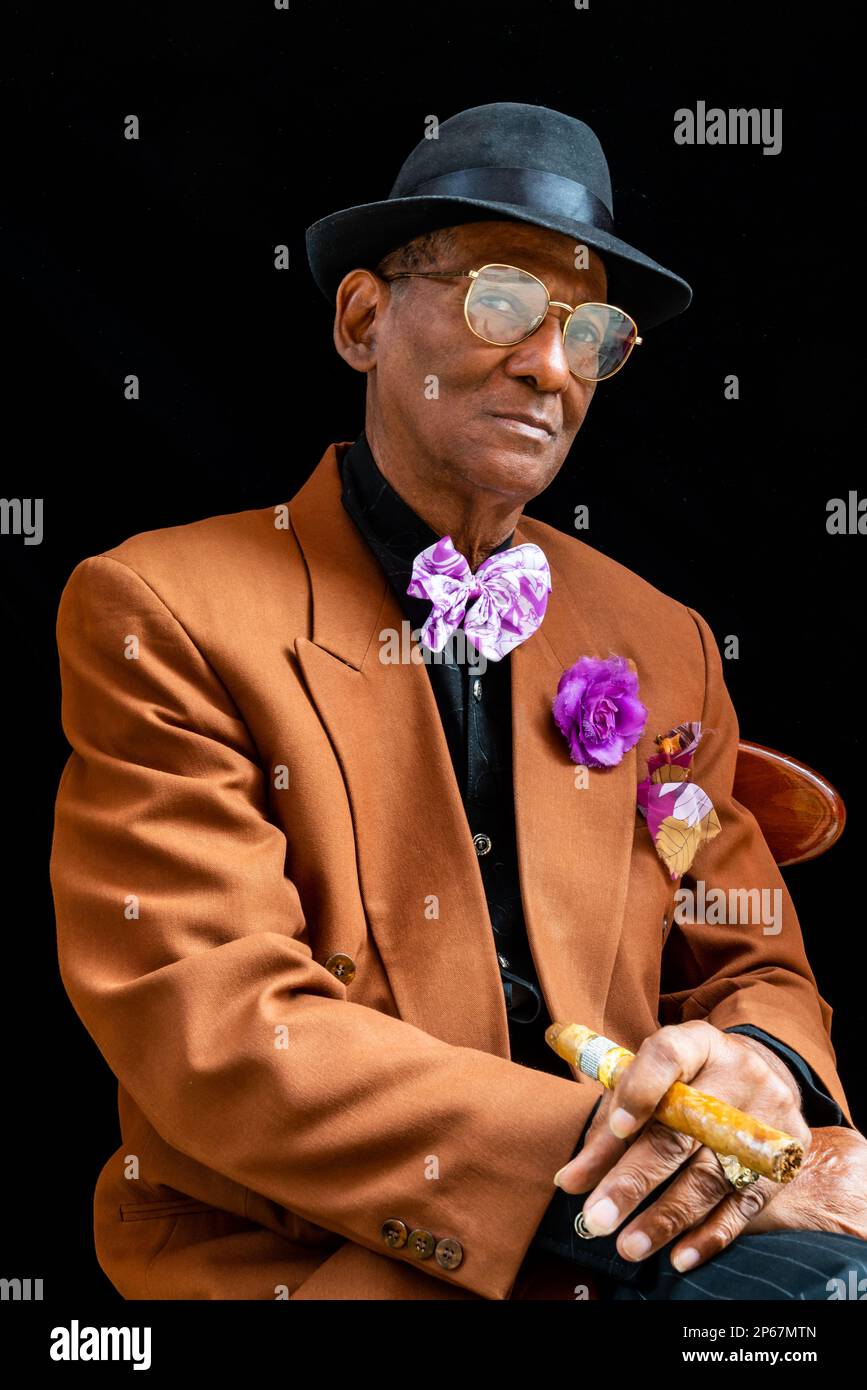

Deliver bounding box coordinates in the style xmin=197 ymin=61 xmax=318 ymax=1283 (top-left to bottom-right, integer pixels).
xmin=463 ymin=435 xmax=565 ymax=491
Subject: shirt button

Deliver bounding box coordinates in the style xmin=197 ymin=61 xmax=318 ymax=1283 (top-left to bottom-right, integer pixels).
xmin=473 ymin=678 xmax=482 ymax=700
xmin=435 ymin=1236 xmax=464 ymax=1270
xmin=407 ymin=1228 xmax=436 ymax=1259
xmin=381 ymin=1218 xmax=408 ymax=1249
xmin=473 ymin=832 xmax=492 ymax=857
xmin=324 ymin=952 xmax=356 ymax=984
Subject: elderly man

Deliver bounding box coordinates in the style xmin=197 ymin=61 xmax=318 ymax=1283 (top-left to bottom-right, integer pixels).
xmin=51 ymin=102 xmax=867 ymax=1302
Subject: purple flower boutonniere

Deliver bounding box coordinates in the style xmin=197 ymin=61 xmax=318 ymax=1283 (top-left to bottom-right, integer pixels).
xmin=552 ymin=654 xmax=649 ymax=768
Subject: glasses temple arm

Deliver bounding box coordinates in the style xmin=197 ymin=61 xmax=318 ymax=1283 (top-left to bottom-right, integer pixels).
xmin=379 ymin=270 xmax=474 ymax=280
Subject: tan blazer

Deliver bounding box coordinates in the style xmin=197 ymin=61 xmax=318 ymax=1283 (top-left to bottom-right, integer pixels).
xmin=50 ymin=440 xmax=854 ymax=1301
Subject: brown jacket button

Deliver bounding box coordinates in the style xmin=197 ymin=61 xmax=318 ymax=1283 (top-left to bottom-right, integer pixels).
xmin=380 ymin=1218 xmax=408 ymax=1249
xmin=324 ymin=952 xmax=356 ymax=984
xmin=435 ymin=1236 xmax=463 ymax=1270
xmin=407 ymin=1227 xmax=435 ymax=1259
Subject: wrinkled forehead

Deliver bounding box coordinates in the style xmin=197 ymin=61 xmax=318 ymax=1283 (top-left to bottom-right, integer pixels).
xmin=445 ymin=220 xmax=607 ymax=294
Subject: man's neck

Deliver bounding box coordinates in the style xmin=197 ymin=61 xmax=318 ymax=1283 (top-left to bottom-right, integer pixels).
xmin=364 ymin=423 xmax=523 ymax=570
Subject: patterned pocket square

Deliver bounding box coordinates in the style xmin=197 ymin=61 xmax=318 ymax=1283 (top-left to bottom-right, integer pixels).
xmin=637 ymin=721 xmax=722 ymax=879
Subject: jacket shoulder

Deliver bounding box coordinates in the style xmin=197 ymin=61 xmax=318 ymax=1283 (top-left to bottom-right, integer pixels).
xmin=58 ymin=502 xmax=307 ymax=635
xmin=100 ymin=504 xmax=294 ymax=580
xmin=519 ymin=515 xmax=698 ymax=628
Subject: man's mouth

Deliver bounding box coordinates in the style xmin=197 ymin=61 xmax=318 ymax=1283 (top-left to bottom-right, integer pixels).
xmin=488 ymin=411 xmax=556 ymax=440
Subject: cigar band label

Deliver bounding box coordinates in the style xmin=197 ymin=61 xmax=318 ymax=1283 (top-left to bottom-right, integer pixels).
xmin=579 ymin=1033 xmax=619 ymax=1081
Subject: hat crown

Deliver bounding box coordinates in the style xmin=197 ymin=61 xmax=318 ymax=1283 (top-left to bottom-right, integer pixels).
xmin=390 ymin=101 xmax=614 ymax=217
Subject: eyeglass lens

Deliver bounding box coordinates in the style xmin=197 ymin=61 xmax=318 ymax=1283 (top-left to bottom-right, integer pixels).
xmin=465 ymin=265 xmax=636 ymax=380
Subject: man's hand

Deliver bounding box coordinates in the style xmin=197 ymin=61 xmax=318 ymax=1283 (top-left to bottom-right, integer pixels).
xmin=739 ymin=1126 xmax=867 ymax=1240
xmin=553 ymin=1022 xmax=812 ymax=1273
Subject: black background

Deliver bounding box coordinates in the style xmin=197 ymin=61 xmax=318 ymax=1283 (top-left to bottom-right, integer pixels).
xmin=1 ymin=1 xmax=864 ymax=1307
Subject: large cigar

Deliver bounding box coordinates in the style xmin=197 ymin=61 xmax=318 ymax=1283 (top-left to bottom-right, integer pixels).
xmin=547 ymin=1022 xmax=803 ymax=1183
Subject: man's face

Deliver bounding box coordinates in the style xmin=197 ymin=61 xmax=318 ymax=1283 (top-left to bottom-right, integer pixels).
xmin=367 ymin=220 xmax=609 ymax=505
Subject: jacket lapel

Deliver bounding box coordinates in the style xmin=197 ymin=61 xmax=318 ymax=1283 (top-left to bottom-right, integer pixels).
xmin=290 ymin=444 xmax=510 ymax=1055
xmin=289 ymin=444 xmax=638 ymax=1064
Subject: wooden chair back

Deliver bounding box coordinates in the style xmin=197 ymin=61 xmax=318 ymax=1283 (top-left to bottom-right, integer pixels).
xmin=733 ymin=740 xmax=846 ymax=866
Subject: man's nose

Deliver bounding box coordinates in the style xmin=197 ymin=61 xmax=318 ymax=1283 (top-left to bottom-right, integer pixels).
xmin=504 ymin=307 xmax=573 ymax=392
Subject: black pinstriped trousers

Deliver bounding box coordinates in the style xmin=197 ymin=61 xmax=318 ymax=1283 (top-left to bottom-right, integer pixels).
xmin=537 ymin=1174 xmax=867 ymax=1300
xmin=608 ymin=1229 xmax=867 ymax=1300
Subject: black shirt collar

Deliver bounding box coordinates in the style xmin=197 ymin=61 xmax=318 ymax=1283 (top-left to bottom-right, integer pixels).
xmin=339 ymin=429 xmax=515 ymax=623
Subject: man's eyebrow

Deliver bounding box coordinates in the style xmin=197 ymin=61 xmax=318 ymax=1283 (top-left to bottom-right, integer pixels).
xmin=501 ymin=261 xmax=607 ymax=303
xmin=566 ymin=265 xmax=605 ymax=301
xmin=534 ymin=268 xmax=605 ymax=303
xmin=571 ymin=284 xmax=607 ymax=304
xmin=554 ymin=279 xmax=606 ymax=305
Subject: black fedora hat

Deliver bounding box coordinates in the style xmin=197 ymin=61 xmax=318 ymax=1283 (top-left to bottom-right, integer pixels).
xmin=305 ymin=101 xmax=692 ymax=332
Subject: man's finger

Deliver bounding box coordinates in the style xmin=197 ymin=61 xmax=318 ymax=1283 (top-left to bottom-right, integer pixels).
xmin=637 ymin=1150 xmax=775 ymax=1272
xmin=579 ymin=1119 xmax=701 ymax=1235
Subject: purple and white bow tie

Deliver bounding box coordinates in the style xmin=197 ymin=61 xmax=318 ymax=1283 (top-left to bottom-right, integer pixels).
xmin=406 ymin=535 xmax=552 ymax=662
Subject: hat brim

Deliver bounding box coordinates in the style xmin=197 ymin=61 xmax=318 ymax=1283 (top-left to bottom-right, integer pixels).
xmin=306 ymin=194 xmax=692 ymax=332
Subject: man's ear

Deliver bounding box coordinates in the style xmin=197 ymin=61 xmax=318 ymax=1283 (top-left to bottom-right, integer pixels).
xmin=333 ymin=269 xmax=387 ymax=374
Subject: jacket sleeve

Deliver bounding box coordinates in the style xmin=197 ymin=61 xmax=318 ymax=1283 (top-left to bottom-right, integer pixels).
xmin=657 ymin=604 xmax=857 ymax=1130
xmin=49 ymin=554 xmax=597 ymax=1302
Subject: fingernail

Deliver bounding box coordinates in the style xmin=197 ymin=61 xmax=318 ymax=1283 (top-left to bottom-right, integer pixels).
xmin=582 ymin=1197 xmax=619 ymax=1235
xmin=553 ymin=1166 xmax=568 ymax=1187
xmin=610 ymin=1107 xmax=636 ymax=1137
xmin=621 ymin=1230 xmax=652 ymax=1260
xmin=672 ymin=1246 xmax=700 ymax=1272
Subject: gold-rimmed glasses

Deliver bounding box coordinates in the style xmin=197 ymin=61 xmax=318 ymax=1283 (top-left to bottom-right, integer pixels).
xmin=380 ymin=261 xmax=642 ymax=382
